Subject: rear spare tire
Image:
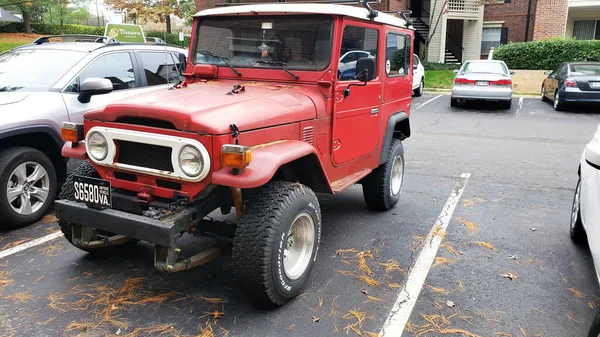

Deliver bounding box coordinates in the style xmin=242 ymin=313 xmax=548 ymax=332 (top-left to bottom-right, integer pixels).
xmin=233 ymin=181 xmax=321 ymax=308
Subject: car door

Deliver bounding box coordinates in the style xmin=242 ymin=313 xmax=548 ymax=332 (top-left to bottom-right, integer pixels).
xmin=548 ymin=64 xmax=566 ymax=99
xmin=332 ymin=23 xmax=381 ymax=167
xmin=60 ymin=51 xmax=169 ymax=124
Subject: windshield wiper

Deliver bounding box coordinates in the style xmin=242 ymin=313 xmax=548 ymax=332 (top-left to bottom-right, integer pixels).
xmin=197 ymin=50 xmax=241 ymax=77
xmin=254 ymin=60 xmax=299 ymax=80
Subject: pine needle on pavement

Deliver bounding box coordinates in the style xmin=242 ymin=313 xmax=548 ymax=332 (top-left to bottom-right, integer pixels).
xmin=472 ymin=241 xmax=497 ymax=251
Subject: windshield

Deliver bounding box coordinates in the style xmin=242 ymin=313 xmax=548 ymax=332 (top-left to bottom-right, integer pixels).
xmin=570 ymin=64 xmax=600 ymax=76
xmin=194 ymin=15 xmax=333 ymax=71
xmin=0 ymin=48 xmax=85 ymax=92
xmin=461 ymin=61 xmax=508 ymax=75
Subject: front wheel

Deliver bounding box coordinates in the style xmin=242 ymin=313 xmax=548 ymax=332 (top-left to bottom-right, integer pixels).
xmin=362 ymin=139 xmax=404 ymax=211
xmin=0 ymin=147 xmax=57 ymax=229
xmin=588 ymin=310 xmax=600 ymax=337
xmin=233 ymin=181 xmax=321 ymax=308
xmin=541 ymin=85 xmax=548 ymax=102
xmin=570 ymin=177 xmax=586 ymax=243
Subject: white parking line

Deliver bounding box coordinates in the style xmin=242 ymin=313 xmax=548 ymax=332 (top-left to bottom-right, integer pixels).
xmin=415 ymin=95 xmax=442 ymax=111
xmin=379 ymin=172 xmax=471 ymax=337
xmin=0 ymin=231 xmax=63 ymax=259
xmin=516 ymin=97 xmax=524 ymax=115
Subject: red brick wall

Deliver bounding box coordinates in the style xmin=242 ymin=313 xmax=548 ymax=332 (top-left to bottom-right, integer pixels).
xmin=483 ymin=0 xmax=538 ymax=43
xmin=533 ymin=0 xmax=568 ymax=40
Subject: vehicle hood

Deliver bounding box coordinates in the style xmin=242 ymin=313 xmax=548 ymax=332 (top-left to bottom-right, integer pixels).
xmin=85 ymin=80 xmax=320 ymax=135
xmin=0 ymin=92 xmax=31 ymax=106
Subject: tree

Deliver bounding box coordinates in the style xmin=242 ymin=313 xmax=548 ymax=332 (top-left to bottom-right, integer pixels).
xmin=105 ymin=0 xmax=194 ymax=33
xmin=1 ymin=0 xmax=46 ymax=33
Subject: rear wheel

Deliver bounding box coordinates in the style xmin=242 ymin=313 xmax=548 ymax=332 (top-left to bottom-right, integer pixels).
xmin=413 ymin=79 xmax=424 ymax=97
xmin=502 ymin=99 xmax=512 ymax=109
xmin=588 ymin=310 xmax=600 ymax=337
xmin=233 ymin=181 xmax=321 ymax=308
xmin=570 ymin=177 xmax=586 ymax=244
xmin=362 ymin=139 xmax=404 ymax=211
xmin=0 ymin=147 xmax=57 ymax=230
xmin=450 ymin=98 xmax=459 ymax=107
xmin=554 ymin=90 xmax=565 ymax=111
xmin=58 ymin=161 xmax=137 ymax=256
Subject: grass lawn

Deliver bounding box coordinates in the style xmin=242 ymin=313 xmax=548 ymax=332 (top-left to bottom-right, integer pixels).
xmin=424 ymin=70 xmax=455 ymax=89
xmin=0 ymin=33 xmax=40 ymax=53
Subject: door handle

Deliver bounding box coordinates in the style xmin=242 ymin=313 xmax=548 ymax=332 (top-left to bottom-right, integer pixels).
xmin=370 ymin=108 xmax=379 ymax=115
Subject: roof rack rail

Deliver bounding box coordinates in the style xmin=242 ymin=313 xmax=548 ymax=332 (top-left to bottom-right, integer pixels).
xmin=382 ymin=10 xmax=412 ymax=25
xmin=214 ymin=0 xmax=382 ymax=20
xmin=32 ymin=34 xmax=118 ymax=45
xmin=145 ymin=37 xmax=167 ymax=45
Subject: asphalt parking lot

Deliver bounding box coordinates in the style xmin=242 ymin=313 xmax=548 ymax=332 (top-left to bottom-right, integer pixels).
xmin=0 ymin=93 xmax=599 ymax=337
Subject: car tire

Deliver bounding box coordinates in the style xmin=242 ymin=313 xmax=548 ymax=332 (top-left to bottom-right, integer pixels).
xmin=450 ymin=98 xmax=459 ymax=107
xmin=413 ymin=79 xmax=424 ymax=97
xmin=233 ymin=181 xmax=321 ymax=308
xmin=502 ymin=100 xmax=512 ymax=110
xmin=0 ymin=146 xmax=57 ymax=230
xmin=570 ymin=176 xmax=586 ymax=244
xmin=58 ymin=161 xmax=137 ymax=256
xmin=362 ymin=139 xmax=404 ymax=211
xmin=554 ymin=90 xmax=565 ymax=111
xmin=588 ymin=310 xmax=600 ymax=337
xmin=541 ymin=85 xmax=548 ymax=102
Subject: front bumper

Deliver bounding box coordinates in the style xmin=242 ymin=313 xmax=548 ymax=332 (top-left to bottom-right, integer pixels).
xmin=452 ymin=86 xmax=512 ymax=101
xmin=54 ymin=186 xmax=230 ymax=247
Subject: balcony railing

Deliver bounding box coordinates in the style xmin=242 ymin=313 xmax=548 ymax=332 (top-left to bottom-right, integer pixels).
xmin=447 ymin=0 xmax=481 ymax=13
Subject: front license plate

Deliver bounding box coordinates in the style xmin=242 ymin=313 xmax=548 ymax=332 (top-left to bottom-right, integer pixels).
xmin=591 ymin=82 xmax=600 ymax=88
xmin=73 ymin=175 xmax=111 ymax=209
xmin=476 ymin=81 xmax=488 ymax=86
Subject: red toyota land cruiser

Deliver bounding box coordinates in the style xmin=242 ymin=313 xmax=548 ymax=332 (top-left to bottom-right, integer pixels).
xmin=56 ymin=1 xmax=414 ymax=308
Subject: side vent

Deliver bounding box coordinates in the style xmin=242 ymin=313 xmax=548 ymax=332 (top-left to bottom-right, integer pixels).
xmin=302 ymin=126 xmax=314 ymax=144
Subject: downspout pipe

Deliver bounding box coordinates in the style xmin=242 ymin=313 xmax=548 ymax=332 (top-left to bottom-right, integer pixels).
xmin=525 ymin=0 xmax=533 ymax=41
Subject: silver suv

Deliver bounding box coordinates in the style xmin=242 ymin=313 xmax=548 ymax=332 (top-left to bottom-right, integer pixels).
xmin=0 ymin=34 xmax=188 ymax=229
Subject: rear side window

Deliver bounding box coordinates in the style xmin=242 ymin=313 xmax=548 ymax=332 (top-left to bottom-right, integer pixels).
xmin=338 ymin=25 xmax=378 ymax=81
xmin=386 ymin=33 xmax=411 ymax=77
xmin=139 ymin=52 xmax=181 ymax=86
xmin=67 ymin=52 xmax=137 ymax=92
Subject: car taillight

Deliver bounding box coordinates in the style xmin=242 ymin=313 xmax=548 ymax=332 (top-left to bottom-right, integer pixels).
xmin=454 ymin=77 xmax=475 ymax=85
xmin=565 ymin=77 xmax=577 ymax=87
xmin=490 ymin=79 xmax=512 ymax=86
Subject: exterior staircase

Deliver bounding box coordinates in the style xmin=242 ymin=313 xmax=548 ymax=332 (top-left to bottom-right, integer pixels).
xmin=408 ymin=16 xmax=461 ymax=65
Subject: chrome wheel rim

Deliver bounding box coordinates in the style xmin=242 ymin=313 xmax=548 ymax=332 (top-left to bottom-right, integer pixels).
xmin=554 ymin=92 xmax=559 ymax=109
xmin=390 ymin=155 xmax=404 ymax=196
xmin=6 ymin=161 xmax=50 ymax=216
xmin=571 ymin=180 xmax=581 ymax=230
xmin=283 ymin=212 xmax=315 ymax=281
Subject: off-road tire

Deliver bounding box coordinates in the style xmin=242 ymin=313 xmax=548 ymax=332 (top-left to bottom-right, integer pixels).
xmin=362 ymin=139 xmax=404 ymax=211
xmin=450 ymin=98 xmax=459 ymax=107
xmin=588 ymin=310 xmax=600 ymax=337
xmin=570 ymin=177 xmax=586 ymax=244
xmin=502 ymin=99 xmax=512 ymax=110
xmin=0 ymin=147 xmax=57 ymax=230
xmin=233 ymin=181 xmax=322 ymax=308
xmin=413 ymin=79 xmax=424 ymax=97
xmin=58 ymin=161 xmax=136 ymax=256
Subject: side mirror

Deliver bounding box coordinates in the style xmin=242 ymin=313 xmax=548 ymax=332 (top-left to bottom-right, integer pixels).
xmin=544 ymin=70 xmax=551 ymax=76
xmin=453 ymin=69 xmax=459 ymax=74
xmin=77 ymin=77 xmax=113 ymax=103
xmin=510 ymin=71 xmax=516 ymax=75
xmin=413 ymin=64 xmax=418 ymax=70
xmin=585 ymin=143 xmax=600 ymax=170
xmin=355 ymin=57 xmax=376 ymax=82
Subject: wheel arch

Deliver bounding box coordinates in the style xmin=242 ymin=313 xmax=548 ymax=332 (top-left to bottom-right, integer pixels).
xmin=0 ymin=125 xmax=67 ymax=182
xmin=379 ymin=111 xmax=410 ymax=166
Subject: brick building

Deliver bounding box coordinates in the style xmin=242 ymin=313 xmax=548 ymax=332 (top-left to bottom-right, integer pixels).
xmin=193 ymin=0 xmax=600 ymax=64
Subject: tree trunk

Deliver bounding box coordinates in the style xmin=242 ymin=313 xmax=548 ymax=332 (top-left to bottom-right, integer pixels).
xmin=22 ymin=8 xmax=32 ymax=34
xmin=166 ymin=15 xmax=171 ymax=34
xmin=60 ymin=18 xmax=65 ymax=34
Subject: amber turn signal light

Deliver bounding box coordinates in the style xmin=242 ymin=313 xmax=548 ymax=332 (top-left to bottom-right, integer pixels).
xmin=61 ymin=122 xmax=84 ymax=143
xmin=222 ymin=144 xmax=251 ymax=169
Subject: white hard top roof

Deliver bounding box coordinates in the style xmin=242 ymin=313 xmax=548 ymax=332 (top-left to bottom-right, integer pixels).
xmin=193 ymin=3 xmax=407 ymax=28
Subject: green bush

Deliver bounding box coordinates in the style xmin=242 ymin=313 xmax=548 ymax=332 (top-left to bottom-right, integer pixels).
xmin=422 ymin=62 xmax=461 ymax=71
xmin=0 ymin=22 xmax=190 ymax=48
xmin=493 ymin=39 xmax=600 ymax=70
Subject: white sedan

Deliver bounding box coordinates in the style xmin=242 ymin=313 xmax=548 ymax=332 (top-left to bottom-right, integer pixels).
xmin=571 ymin=123 xmax=600 ymax=336
xmin=412 ymin=54 xmax=424 ymax=97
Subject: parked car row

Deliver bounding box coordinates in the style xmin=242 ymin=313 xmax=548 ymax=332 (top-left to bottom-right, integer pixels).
xmin=0 ymin=34 xmax=188 ymax=229
xmin=541 ymin=61 xmax=600 ymax=111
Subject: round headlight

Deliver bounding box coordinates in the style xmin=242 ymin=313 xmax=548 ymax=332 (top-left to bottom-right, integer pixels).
xmin=88 ymin=132 xmax=108 ymax=161
xmin=178 ymin=145 xmax=204 ymax=177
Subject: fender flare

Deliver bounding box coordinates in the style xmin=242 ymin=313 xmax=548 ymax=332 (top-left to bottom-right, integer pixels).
xmin=0 ymin=125 xmax=63 ymax=149
xmin=211 ymin=140 xmax=327 ymax=189
xmin=379 ymin=112 xmax=410 ymax=165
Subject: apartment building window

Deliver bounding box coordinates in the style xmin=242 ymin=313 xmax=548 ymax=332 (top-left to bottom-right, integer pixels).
xmin=573 ymin=20 xmax=600 ymax=40
xmin=481 ymin=27 xmax=508 ymax=54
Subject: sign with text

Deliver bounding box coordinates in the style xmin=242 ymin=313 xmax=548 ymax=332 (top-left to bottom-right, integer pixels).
xmin=104 ymin=23 xmax=146 ymax=43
